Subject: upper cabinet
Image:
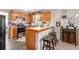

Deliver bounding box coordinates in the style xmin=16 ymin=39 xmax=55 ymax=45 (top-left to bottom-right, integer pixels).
xmin=9 ymin=10 xmax=21 ymax=21
xmin=41 ymin=11 xmax=51 ymax=20
xmin=32 ymin=11 xmax=51 ymax=21
xmin=9 ymin=10 xmax=33 ymax=23
xmin=9 ymin=10 xmax=51 ymax=22
xmin=27 ymin=14 xmax=33 ymax=22
xmin=21 ymin=13 xmax=28 ymax=21
xmin=21 ymin=13 xmax=26 ymax=21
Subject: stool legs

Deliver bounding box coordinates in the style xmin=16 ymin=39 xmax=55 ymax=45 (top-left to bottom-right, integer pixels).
xmin=53 ymin=35 xmax=58 ymax=46
xmin=49 ymin=42 xmax=51 ymax=50
xmin=42 ymin=40 xmax=55 ymax=50
xmin=43 ymin=41 xmax=45 ymax=50
xmin=52 ymin=40 xmax=55 ymax=50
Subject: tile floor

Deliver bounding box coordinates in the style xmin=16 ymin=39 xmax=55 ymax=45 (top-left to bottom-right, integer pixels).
xmin=55 ymin=40 xmax=79 ymax=50
xmin=6 ymin=35 xmax=26 ymax=50
xmin=6 ymin=34 xmax=79 ymax=50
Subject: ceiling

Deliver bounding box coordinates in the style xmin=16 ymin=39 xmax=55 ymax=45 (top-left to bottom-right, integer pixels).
xmin=0 ymin=9 xmax=43 ymax=13
xmin=0 ymin=9 xmax=11 ymax=13
xmin=22 ymin=9 xmax=42 ymax=13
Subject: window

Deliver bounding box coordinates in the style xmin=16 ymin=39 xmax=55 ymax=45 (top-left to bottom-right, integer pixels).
xmin=33 ymin=14 xmax=40 ymax=22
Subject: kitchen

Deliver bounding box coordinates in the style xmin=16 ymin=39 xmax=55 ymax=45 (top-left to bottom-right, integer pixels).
xmin=2 ymin=9 xmax=79 ymax=50
xmin=7 ymin=9 xmax=52 ymax=50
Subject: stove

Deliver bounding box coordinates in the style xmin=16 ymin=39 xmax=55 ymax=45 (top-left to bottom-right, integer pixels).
xmin=17 ymin=23 xmax=25 ymax=38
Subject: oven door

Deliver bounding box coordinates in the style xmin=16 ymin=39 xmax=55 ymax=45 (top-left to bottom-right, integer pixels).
xmin=18 ymin=28 xmax=25 ymax=38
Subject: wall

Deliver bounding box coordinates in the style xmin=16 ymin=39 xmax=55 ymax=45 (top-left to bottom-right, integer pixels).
xmin=50 ymin=9 xmax=79 ymax=40
xmin=51 ymin=9 xmax=79 ymax=28
xmin=0 ymin=11 xmax=8 ymax=27
xmin=36 ymin=28 xmax=52 ymax=50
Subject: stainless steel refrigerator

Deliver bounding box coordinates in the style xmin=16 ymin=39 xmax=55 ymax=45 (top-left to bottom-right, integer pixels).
xmin=0 ymin=15 xmax=5 ymax=50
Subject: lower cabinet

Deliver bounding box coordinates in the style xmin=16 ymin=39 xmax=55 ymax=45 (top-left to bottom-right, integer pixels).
xmin=25 ymin=27 xmax=52 ymax=50
xmin=9 ymin=26 xmax=17 ymax=40
xmin=62 ymin=27 xmax=78 ymax=46
xmin=26 ymin=29 xmax=36 ymax=50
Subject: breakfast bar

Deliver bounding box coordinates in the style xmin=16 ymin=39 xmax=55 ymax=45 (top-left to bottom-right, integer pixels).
xmin=25 ymin=26 xmax=52 ymax=50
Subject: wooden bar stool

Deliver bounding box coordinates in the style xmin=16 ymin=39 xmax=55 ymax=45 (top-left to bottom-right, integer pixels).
xmin=42 ymin=35 xmax=55 ymax=50
xmin=49 ymin=32 xmax=58 ymax=46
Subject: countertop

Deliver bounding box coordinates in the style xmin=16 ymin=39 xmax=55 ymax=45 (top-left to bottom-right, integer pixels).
xmin=26 ymin=26 xmax=53 ymax=32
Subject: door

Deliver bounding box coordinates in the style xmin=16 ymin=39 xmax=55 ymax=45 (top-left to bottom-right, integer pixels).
xmin=0 ymin=15 xmax=5 ymax=50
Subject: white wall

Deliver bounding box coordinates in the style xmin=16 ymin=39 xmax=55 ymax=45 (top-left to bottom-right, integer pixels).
xmin=0 ymin=11 xmax=8 ymax=27
xmin=50 ymin=9 xmax=79 ymax=40
xmin=51 ymin=9 xmax=79 ymax=28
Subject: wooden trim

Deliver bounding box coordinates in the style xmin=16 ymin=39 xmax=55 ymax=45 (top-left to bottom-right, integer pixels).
xmin=26 ymin=27 xmax=52 ymax=32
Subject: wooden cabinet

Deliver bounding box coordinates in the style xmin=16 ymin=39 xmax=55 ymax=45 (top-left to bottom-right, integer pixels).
xmin=9 ymin=10 xmax=33 ymax=23
xmin=26 ymin=29 xmax=36 ymax=50
xmin=61 ymin=27 xmax=78 ymax=46
xmin=9 ymin=11 xmax=21 ymax=21
xmin=9 ymin=26 xmax=17 ymax=40
xmin=42 ymin=11 xmax=51 ymax=20
xmin=22 ymin=13 xmax=28 ymax=21
xmin=27 ymin=15 xmax=30 ymax=21
xmin=9 ymin=10 xmax=51 ymax=22
xmin=21 ymin=13 xmax=29 ymax=22
xmin=9 ymin=11 xmax=16 ymax=21
xmin=31 ymin=11 xmax=51 ymax=21
xmin=8 ymin=26 xmax=12 ymax=38
xmin=22 ymin=14 xmax=32 ymax=22
xmin=21 ymin=13 xmax=26 ymax=21
xmin=27 ymin=14 xmax=33 ymax=22
xmin=13 ymin=26 xmax=17 ymax=38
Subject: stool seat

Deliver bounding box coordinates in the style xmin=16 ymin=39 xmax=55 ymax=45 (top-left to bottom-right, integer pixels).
xmin=49 ymin=32 xmax=56 ymax=35
xmin=42 ymin=35 xmax=53 ymax=42
xmin=42 ymin=32 xmax=58 ymax=50
xmin=49 ymin=32 xmax=58 ymax=45
xmin=42 ymin=35 xmax=55 ymax=50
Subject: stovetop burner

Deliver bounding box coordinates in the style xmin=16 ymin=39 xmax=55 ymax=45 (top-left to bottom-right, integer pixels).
xmin=18 ymin=23 xmax=25 ymax=28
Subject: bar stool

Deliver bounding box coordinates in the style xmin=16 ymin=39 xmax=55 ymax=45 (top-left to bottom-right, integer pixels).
xmin=49 ymin=32 xmax=58 ymax=46
xmin=42 ymin=35 xmax=55 ymax=50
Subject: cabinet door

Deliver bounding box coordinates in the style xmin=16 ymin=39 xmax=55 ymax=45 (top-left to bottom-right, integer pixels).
xmin=9 ymin=26 xmax=17 ymax=39
xmin=42 ymin=11 xmax=51 ymax=20
xmin=8 ymin=26 xmax=11 ymax=38
xmin=63 ymin=33 xmax=68 ymax=42
xmin=9 ymin=12 xmax=17 ymax=21
xmin=26 ymin=14 xmax=33 ymax=22
xmin=9 ymin=11 xmax=21 ymax=21
xmin=47 ymin=11 xmax=51 ymax=20
xmin=26 ymin=30 xmax=36 ymax=50
xmin=29 ymin=30 xmax=36 ymax=50
xmin=25 ymin=15 xmax=28 ymax=22
xmin=29 ymin=14 xmax=33 ymax=22
xmin=26 ymin=29 xmax=30 ymax=49
xmin=16 ymin=12 xmax=21 ymax=17
xmin=42 ymin=12 xmax=46 ymax=20
xmin=11 ymin=26 xmax=17 ymax=39
xmin=69 ymin=33 xmax=76 ymax=43
xmin=21 ymin=13 xmax=26 ymax=21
